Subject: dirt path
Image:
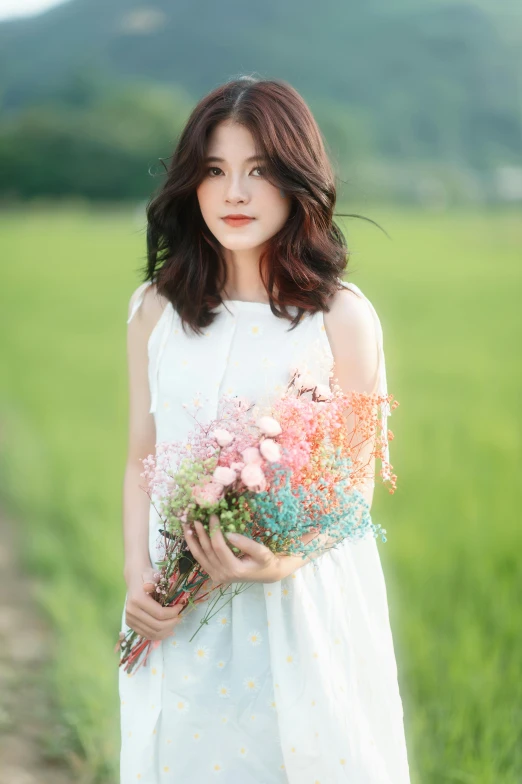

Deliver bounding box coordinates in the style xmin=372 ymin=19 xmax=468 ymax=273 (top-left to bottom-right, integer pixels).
xmin=0 ymin=508 xmax=72 ymax=784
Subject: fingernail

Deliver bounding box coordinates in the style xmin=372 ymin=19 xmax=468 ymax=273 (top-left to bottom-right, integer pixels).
xmin=225 ymin=532 xmax=237 ymax=541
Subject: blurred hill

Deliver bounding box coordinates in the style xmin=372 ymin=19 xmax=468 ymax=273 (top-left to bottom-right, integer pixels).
xmin=0 ymin=0 xmax=521 ymax=204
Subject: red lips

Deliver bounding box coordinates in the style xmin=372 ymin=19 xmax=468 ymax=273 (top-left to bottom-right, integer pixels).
xmin=222 ymin=215 xmax=255 ymax=226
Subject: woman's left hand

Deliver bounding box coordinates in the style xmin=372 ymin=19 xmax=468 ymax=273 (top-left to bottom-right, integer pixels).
xmin=181 ymin=514 xmax=304 ymax=586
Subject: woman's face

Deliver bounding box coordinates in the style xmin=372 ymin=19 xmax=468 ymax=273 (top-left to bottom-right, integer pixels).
xmin=196 ymin=120 xmax=291 ymax=253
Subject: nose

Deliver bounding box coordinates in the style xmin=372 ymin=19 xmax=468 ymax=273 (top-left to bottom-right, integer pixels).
xmin=224 ymin=173 xmax=250 ymax=204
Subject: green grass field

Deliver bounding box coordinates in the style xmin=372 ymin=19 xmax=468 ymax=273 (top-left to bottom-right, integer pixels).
xmin=1 ymin=203 xmax=521 ymax=783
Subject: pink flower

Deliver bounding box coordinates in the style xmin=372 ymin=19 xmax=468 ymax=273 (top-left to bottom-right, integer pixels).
xmin=213 ymin=466 xmax=237 ymax=486
xmin=241 ymin=462 xmax=266 ymax=492
xmin=242 ymin=446 xmax=262 ymax=464
xmin=259 ymin=438 xmax=281 ymax=462
xmin=256 ymin=416 xmax=282 ymax=437
xmin=192 ymin=480 xmax=225 ymax=505
xmin=230 ymin=461 xmax=245 ymax=472
xmin=212 ymin=428 xmax=235 ymax=447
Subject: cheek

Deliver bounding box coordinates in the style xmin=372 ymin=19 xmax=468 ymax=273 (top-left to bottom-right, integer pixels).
xmin=195 ymin=183 xmax=208 ymax=211
xmin=196 ymin=182 xmax=218 ymax=219
xmin=261 ymin=192 xmax=291 ymax=229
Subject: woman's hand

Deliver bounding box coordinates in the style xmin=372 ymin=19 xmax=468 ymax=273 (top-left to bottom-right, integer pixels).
xmin=182 ymin=514 xmax=307 ymax=585
xmin=125 ymin=566 xmax=185 ymax=641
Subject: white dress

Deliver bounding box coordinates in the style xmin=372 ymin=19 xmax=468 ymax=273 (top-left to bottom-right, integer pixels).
xmin=119 ymin=280 xmax=411 ymax=783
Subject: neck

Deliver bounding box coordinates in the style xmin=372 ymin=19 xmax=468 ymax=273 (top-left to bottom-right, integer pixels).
xmin=220 ymin=245 xmax=272 ymax=302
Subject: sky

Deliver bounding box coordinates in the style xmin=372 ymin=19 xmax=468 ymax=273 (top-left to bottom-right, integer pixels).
xmin=0 ymin=0 xmax=68 ymax=21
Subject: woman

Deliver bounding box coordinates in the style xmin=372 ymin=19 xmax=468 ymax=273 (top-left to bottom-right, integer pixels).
xmin=120 ymin=75 xmax=411 ymax=783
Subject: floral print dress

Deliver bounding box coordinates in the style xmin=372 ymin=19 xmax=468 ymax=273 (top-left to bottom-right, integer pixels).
xmin=119 ymin=280 xmax=411 ymax=783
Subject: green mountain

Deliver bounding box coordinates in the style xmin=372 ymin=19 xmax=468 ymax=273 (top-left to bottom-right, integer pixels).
xmin=0 ymin=0 xmax=520 ymax=200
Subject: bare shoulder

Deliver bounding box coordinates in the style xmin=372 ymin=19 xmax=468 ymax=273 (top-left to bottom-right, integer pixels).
xmin=322 ymin=285 xmax=379 ymax=394
xmin=127 ymin=282 xmax=170 ymax=336
xmin=323 ymin=285 xmax=377 ymax=342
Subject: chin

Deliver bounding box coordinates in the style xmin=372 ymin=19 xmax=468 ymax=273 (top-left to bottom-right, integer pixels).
xmin=217 ymin=235 xmax=266 ymax=251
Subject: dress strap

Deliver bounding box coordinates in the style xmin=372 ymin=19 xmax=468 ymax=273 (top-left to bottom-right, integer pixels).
xmin=127 ymin=280 xmax=154 ymax=324
xmin=126 ymin=279 xmax=173 ymax=415
xmin=338 ymin=279 xmax=392 ymax=482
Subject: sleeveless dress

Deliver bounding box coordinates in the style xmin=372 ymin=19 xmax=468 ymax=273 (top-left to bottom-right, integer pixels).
xmin=119 ymin=280 xmax=411 ymax=784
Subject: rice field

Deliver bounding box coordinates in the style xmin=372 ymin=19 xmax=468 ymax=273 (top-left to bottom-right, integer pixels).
xmin=0 ymin=202 xmax=520 ymax=783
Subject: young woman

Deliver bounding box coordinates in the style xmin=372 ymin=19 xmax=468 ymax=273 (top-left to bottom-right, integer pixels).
xmin=120 ymin=75 xmax=411 ymax=783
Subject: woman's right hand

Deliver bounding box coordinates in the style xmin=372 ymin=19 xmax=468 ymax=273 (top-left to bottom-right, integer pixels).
xmin=125 ymin=567 xmax=185 ymax=641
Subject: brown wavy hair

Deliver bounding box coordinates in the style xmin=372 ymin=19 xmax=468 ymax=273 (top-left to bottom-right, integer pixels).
xmin=143 ymin=74 xmax=379 ymax=335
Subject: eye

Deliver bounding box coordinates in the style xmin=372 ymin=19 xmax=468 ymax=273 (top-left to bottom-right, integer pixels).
xmin=205 ymin=165 xmax=265 ymax=177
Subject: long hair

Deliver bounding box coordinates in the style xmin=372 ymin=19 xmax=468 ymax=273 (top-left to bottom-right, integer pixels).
xmin=145 ymin=75 xmax=366 ymax=335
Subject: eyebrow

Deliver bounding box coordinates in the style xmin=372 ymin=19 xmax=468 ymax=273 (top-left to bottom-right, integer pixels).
xmin=203 ymin=155 xmax=267 ymax=163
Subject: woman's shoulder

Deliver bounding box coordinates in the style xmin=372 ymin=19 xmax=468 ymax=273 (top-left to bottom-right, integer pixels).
xmin=127 ymin=281 xmax=171 ymax=350
xmin=127 ymin=281 xmax=169 ymax=325
xmin=322 ymin=280 xmax=381 ymax=392
xmin=323 ymin=280 xmax=377 ymax=337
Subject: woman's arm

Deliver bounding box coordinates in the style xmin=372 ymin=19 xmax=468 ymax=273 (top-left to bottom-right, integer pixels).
xmin=122 ymin=284 xmax=186 ymax=640
xmin=309 ymin=285 xmax=381 ymax=544
xmin=122 ymin=284 xmax=166 ymax=584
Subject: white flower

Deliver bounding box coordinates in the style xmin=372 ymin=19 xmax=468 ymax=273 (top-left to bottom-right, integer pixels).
xmin=217 ymin=684 xmax=231 ymax=698
xmin=301 ymin=367 xmax=316 ymax=385
xmin=240 ymin=462 xmax=266 ymax=492
xmin=175 ymin=699 xmax=189 ymax=713
xmin=243 ymin=676 xmax=259 ymax=692
xmin=247 ymin=631 xmax=262 ymax=646
xmin=213 ymin=466 xmax=237 ymax=485
xmin=241 ymin=446 xmax=262 ymax=464
xmin=281 ymin=586 xmax=291 ymax=600
xmin=194 ymin=644 xmax=211 ymax=662
xmin=212 ymin=428 xmax=235 ymax=447
xmin=315 ymin=383 xmax=333 ymax=400
xmin=259 ymin=438 xmax=281 ymax=462
xmin=217 ymin=614 xmax=230 ymax=629
xmin=291 ymin=366 xmax=318 ymax=391
xmin=255 ymin=416 xmax=282 ymax=436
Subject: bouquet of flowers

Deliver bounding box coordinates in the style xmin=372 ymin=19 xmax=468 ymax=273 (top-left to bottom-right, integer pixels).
xmin=116 ymin=369 xmax=399 ymax=673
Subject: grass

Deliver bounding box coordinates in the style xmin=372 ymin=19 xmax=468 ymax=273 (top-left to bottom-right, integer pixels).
xmin=0 ymin=202 xmax=521 ymax=782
